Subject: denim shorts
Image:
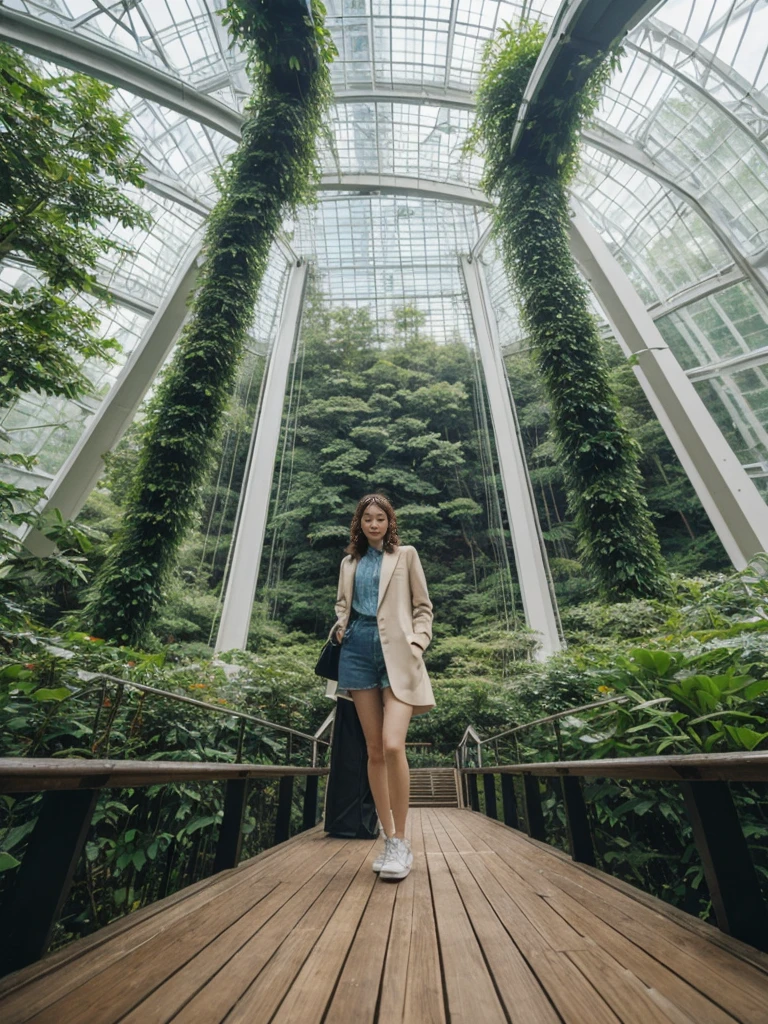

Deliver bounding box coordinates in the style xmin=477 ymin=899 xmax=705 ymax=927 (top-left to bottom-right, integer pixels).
xmin=337 ymin=613 xmax=391 ymax=694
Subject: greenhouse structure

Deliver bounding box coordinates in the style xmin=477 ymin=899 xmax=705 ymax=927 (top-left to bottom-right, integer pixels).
xmin=1 ymin=0 xmax=768 ymax=1021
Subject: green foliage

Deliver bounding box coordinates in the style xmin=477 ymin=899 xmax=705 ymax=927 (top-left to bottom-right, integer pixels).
xmin=0 ymin=630 xmax=330 ymax=945
xmin=0 ymin=43 xmax=148 ymax=407
xmin=473 ymin=23 xmax=669 ymax=601
xmin=82 ymin=1 xmax=335 ymax=645
xmin=0 ymin=44 xmax=150 ymax=628
xmin=506 ymin=346 xmax=730 ymax=600
xmin=476 ymin=559 xmax=768 ymax=916
xmin=255 ymin=290 xmax=519 ymax=639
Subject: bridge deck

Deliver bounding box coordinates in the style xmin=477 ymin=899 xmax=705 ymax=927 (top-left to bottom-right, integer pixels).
xmin=1 ymin=808 xmax=766 ymax=1023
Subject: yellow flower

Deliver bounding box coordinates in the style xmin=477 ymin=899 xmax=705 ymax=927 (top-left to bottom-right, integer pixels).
xmin=597 ymin=685 xmax=613 ymax=694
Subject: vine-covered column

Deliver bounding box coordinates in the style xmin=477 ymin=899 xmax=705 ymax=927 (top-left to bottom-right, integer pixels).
xmin=473 ymin=23 xmax=668 ymax=600
xmin=83 ymin=0 xmax=334 ymax=643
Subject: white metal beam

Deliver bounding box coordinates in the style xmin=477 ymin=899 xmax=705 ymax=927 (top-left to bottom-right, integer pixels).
xmin=568 ymin=202 xmax=768 ymax=569
xmin=22 ymin=243 xmax=202 ymax=556
xmin=688 ymin=346 xmax=768 ymax=384
xmin=318 ymin=174 xmax=491 ymax=207
xmin=509 ymin=0 xmax=661 ymax=155
xmin=461 ymin=255 xmax=562 ymax=659
xmin=215 ymin=260 xmax=309 ymax=653
xmin=0 ymin=6 xmax=242 ymax=141
xmin=333 ymin=85 xmax=475 ymax=110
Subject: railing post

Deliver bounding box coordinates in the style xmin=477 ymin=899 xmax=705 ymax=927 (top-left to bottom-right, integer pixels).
xmin=0 ymin=788 xmax=98 ymax=975
xmin=501 ymin=773 xmax=519 ymax=829
xmin=302 ymin=774 xmax=319 ymax=831
xmin=523 ymin=774 xmax=546 ymax=841
xmin=235 ymin=719 xmax=246 ymax=762
xmin=213 ymin=778 xmax=248 ymax=873
xmin=561 ymin=776 xmax=595 ymax=865
xmin=274 ymin=774 xmax=294 ymax=844
xmin=483 ymin=773 xmax=498 ymax=820
xmin=467 ymin=771 xmax=480 ymax=812
xmin=680 ymin=780 xmax=768 ymax=950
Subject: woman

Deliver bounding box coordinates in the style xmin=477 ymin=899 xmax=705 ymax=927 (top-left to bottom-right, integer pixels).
xmin=326 ymin=493 xmax=435 ymax=881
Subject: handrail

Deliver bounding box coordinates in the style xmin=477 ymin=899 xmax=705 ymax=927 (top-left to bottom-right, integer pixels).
xmin=70 ymin=671 xmax=332 ymax=747
xmin=455 ymin=695 xmax=626 ymax=766
xmin=458 ymin=749 xmax=768 ymax=951
xmin=0 ymin=757 xmax=329 ymax=793
xmin=0 ymin=756 xmax=331 ymax=975
xmin=460 ymin=750 xmax=768 ymax=782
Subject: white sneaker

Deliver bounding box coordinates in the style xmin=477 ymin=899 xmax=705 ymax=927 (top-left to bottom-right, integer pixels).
xmin=378 ymin=837 xmax=413 ymax=880
xmin=373 ymin=834 xmax=396 ymax=873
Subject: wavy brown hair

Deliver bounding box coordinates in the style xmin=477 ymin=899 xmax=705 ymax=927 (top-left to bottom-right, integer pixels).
xmin=345 ymin=493 xmax=399 ymax=558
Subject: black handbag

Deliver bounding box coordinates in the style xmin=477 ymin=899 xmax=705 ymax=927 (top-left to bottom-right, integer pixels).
xmin=314 ymin=633 xmax=341 ymax=680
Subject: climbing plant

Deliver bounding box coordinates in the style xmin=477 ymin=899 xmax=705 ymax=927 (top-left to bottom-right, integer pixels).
xmin=472 ymin=22 xmax=669 ymax=600
xmin=83 ymin=0 xmax=335 ymax=644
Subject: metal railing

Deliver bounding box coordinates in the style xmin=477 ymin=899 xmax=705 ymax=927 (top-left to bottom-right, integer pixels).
xmin=457 ymin=751 xmax=768 ymax=951
xmin=454 ymin=695 xmax=627 ymax=769
xmin=39 ymin=670 xmax=335 ymax=767
xmin=0 ymin=757 xmax=330 ymax=975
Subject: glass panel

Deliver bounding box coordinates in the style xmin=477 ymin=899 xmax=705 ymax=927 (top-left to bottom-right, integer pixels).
xmin=657 ymin=282 xmax=768 ymax=370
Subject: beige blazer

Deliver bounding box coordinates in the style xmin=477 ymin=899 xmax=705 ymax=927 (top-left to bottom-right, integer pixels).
xmin=325 ymin=545 xmax=435 ymax=716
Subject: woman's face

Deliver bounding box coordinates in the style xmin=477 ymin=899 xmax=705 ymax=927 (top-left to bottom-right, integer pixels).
xmin=360 ymin=503 xmax=389 ymax=547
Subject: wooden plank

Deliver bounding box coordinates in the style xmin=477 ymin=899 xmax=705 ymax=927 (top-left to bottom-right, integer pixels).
xmin=376 ymin=813 xmax=416 ymax=1024
xmin=170 ymin=842 xmax=370 ymax=1024
xmin=216 ymin=843 xmax=374 ymax=1024
xmin=463 ymin=813 xmax=768 ymax=976
xmin=463 ymin=822 xmax=740 ymax=1024
xmin=401 ymin=810 xmax=446 ymax=1024
xmin=464 ymin=812 xmax=766 ymax=1021
xmin=268 ymin=842 xmax=381 ymax=1023
xmin=547 ymin=873 xmax=768 ymax=1024
xmin=526 ymin=950 xmax=623 ymax=1024
xmin=323 ymin=872 xmax=397 ymax=1023
xmin=119 ymin=841 xmax=356 ymax=1024
xmin=421 ymin=812 xmax=507 ymax=1023
xmin=540 ymin=888 xmax=739 ymax=1024
xmin=442 ymin=851 xmax=561 ymax=1024
xmin=0 ymin=864 xmax=272 ymax=1023
xmin=445 ymin=813 xmax=643 ymax=1024
xmin=567 ymin=947 xmax=701 ymax=1024
xmin=476 ymin=849 xmax=591 ymax=951
xmin=0 ymin=827 xmax=329 ymax=1020
xmin=20 ymin=878 xmax=277 ymax=1024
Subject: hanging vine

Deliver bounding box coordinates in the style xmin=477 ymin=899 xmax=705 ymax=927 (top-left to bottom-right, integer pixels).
xmin=472 ymin=22 xmax=669 ymax=600
xmin=83 ymin=0 xmax=335 ymax=644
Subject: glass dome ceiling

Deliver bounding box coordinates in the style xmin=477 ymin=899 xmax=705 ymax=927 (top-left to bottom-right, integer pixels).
xmin=1 ymin=0 xmax=767 ymax=488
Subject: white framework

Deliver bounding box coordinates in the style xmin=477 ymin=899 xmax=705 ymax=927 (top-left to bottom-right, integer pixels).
xmin=2 ymin=0 xmax=768 ymax=650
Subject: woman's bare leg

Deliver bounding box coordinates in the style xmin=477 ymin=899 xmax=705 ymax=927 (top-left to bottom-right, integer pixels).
xmin=350 ymin=689 xmax=393 ymax=836
xmin=381 ymin=688 xmax=413 ymax=838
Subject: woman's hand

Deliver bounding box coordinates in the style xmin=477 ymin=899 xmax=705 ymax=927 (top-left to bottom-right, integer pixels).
xmin=336 ymin=626 xmax=344 ymax=643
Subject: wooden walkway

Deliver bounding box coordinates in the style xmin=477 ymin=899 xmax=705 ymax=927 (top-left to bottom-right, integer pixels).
xmin=1 ymin=808 xmax=766 ymax=1024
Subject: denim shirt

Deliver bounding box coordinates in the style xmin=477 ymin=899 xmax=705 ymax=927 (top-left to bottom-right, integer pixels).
xmin=351 ymin=546 xmax=383 ymax=616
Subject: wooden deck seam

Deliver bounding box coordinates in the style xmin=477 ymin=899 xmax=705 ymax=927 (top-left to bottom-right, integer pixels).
xmin=450 ymin=811 xmax=746 ymax=1024
xmin=465 ymin=811 xmax=768 ymax=974
xmin=408 ymin=810 xmax=449 ymax=1024
xmin=313 ymin=841 xmax=392 ymax=1024
xmin=466 ymin=815 xmax=766 ymax=1022
xmin=443 ymin=808 xmax=721 ymax=1024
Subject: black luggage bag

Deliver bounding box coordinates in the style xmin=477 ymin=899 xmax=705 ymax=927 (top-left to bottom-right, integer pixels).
xmin=323 ymin=698 xmax=378 ymax=838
